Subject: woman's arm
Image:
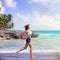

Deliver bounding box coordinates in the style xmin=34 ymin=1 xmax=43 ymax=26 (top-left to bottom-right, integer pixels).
xmin=23 ymin=31 xmax=28 ymax=36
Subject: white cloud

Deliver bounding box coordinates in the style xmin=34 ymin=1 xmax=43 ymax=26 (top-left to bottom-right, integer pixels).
xmin=5 ymin=0 xmax=16 ymax=8
xmin=35 ymin=11 xmax=60 ymax=30
xmin=34 ymin=11 xmax=55 ymax=25
xmin=0 ymin=1 xmax=5 ymax=14
xmin=31 ymin=0 xmax=49 ymax=3
xmin=33 ymin=11 xmax=60 ymax=30
xmin=17 ymin=13 xmax=29 ymax=21
xmin=13 ymin=13 xmax=31 ymax=30
xmin=31 ymin=0 xmax=57 ymax=3
xmin=29 ymin=0 xmax=60 ymax=14
xmin=15 ymin=11 xmax=60 ymax=30
xmin=31 ymin=11 xmax=57 ymax=30
xmin=30 ymin=0 xmax=60 ymax=7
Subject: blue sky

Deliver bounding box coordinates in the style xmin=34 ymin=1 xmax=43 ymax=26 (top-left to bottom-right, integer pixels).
xmin=0 ymin=0 xmax=60 ymax=30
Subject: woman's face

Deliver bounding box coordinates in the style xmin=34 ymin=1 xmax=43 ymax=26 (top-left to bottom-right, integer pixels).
xmin=29 ymin=25 xmax=31 ymax=30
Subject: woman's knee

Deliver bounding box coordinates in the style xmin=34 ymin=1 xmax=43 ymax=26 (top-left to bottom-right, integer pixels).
xmin=24 ymin=47 xmax=27 ymax=49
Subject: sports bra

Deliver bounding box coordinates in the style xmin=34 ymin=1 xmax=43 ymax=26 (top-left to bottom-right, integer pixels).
xmin=26 ymin=31 xmax=32 ymax=38
xmin=27 ymin=31 xmax=32 ymax=35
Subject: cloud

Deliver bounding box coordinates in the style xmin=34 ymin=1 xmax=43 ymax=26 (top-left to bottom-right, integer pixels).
xmin=29 ymin=0 xmax=60 ymax=14
xmin=16 ymin=11 xmax=60 ymax=30
xmin=30 ymin=0 xmax=57 ymax=3
xmin=14 ymin=8 xmax=60 ymax=30
xmin=31 ymin=11 xmax=57 ymax=30
xmin=30 ymin=0 xmax=60 ymax=8
xmin=33 ymin=11 xmax=55 ymax=25
xmin=30 ymin=0 xmax=60 ymax=7
xmin=17 ymin=13 xmax=29 ymax=21
xmin=33 ymin=11 xmax=60 ymax=30
xmin=5 ymin=0 xmax=17 ymax=8
xmin=30 ymin=0 xmax=49 ymax=3
xmin=0 ymin=1 xmax=5 ymax=14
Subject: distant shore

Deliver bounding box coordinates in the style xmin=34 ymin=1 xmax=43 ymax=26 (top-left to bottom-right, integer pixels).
xmin=0 ymin=29 xmax=39 ymax=40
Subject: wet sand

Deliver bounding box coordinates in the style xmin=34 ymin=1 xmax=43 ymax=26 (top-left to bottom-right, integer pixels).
xmin=0 ymin=52 xmax=60 ymax=60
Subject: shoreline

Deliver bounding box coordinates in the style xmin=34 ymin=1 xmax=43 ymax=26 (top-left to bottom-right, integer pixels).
xmin=0 ymin=52 xmax=60 ymax=60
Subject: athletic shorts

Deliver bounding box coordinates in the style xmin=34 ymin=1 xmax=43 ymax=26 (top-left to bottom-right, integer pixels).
xmin=26 ymin=38 xmax=31 ymax=43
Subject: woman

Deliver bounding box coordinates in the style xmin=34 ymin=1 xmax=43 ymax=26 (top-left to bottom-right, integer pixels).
xmin=16 ymin=24 xmax=34 ymax=60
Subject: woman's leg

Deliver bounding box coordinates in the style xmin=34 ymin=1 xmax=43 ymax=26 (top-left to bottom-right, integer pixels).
xmin=29 ymin=42 xmax=34 ymax=59
xmin=16 ymin=43 xmax=29 ymax=54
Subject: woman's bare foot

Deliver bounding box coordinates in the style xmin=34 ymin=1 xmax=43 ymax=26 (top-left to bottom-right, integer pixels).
xmin=30 ymin=56 xmax=35 ymax=60
xmin=16 ymin=51 xmax=19 ymax=55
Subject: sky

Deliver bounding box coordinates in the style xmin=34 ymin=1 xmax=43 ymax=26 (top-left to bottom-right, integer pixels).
xmin=0 ymin=0 xmax=60 ymax=30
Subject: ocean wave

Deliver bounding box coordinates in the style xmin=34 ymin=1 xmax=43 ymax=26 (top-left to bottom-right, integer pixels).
xmin=38 ymin=34 xmax=60 ymax=38
xmin=0 ymin=49 xmax=60 ymax=53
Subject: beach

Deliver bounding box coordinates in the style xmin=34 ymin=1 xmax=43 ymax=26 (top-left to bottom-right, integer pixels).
xmin=1 ymin=0 xmax=60 ymax=59
xmin=0 ymin=30 xmax=60 ymax=60
xmin=0 ymin=52 xmax=60 ymax=60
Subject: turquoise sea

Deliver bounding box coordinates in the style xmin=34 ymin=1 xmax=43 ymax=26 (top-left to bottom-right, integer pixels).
xmin=0 ymin=30 xmax=60 ymax=53
xmin=14 ymin=30 xmax=60 ymax=35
